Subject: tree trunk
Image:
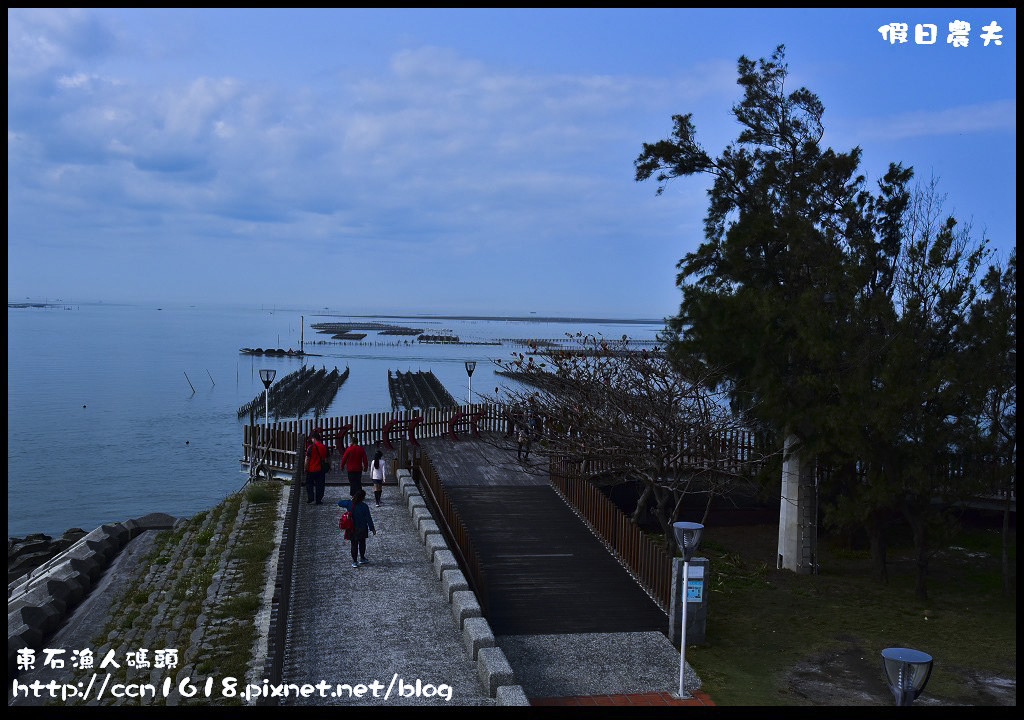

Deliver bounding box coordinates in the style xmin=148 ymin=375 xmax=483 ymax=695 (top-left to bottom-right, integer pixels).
xmin=1002 ymin=469 xmax=1013 ymax=597
xmin=867 ymin=513 xmax=888 ymax=584
xmin=632 ymin=482 xmax=652 ymax=525
xmin=651 ymin=485 xmax=676 ymax=555
xmin=904 ymin=506 xmax=929 ymax=602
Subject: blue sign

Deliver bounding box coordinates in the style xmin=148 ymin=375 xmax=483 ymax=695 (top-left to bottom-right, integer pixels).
xmin=687 ymin=579 xmax=703 ymax=602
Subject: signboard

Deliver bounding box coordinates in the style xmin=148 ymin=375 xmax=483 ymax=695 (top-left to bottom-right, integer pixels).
xmin=686 ymin=565 xmax=704 ymax=602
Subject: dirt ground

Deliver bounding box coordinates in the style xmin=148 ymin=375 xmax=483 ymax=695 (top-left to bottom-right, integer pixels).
xmin=784 ymin=643 xmax=1016 ymax=706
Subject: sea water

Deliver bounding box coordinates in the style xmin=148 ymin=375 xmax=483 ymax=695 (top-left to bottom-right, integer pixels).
xmin=7 ymin=303 xmax=663 ymax=537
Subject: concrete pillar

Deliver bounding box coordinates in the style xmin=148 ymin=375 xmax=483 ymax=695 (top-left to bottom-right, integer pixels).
xmin=777 ymin=435 xmax=818 ymax=574
xmin=669 ymin=556 xmax=709 ymax=646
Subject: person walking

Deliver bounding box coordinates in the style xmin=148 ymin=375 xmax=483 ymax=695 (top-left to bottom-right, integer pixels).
xmin=341 ymin=435 xmax=369 ymax=496
xmin=338 ymin=489 xmax=376 ymax=568
xmin=304 ymin=429 xmax=328 ymax=504
xmin=369 ymin=449 xmax=386 ymax=506
xmin=517 ymin=419 xmax=532 ymax=462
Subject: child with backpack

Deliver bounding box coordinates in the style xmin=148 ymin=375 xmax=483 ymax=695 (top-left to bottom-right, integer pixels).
xmin=338 ymin=489 xmax=376 ymax=568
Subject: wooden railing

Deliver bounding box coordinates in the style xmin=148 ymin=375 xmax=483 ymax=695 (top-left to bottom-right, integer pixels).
xmin=550 ymin=456 xmax=673 ymax=612
xmin=414 ymin=451 xmax=489 ymax=614
xmin=242 ymin=403 xmax=504 ymax=474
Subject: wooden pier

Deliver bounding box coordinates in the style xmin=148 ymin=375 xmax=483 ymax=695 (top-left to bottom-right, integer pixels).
xmin=419 ymin=436 xmax=667 ymax=636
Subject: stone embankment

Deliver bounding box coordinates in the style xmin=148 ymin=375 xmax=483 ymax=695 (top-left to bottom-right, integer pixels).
xmin=8 ymin=484 xmax=283 ymax=706
xmin=8 ymin=514 xmax=176 ymax=680
xmin=10 ymin=529 xmax=90 ymax=585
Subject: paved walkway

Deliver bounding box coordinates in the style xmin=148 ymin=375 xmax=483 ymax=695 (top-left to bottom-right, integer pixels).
xmin=497 ymin=631 xmax=702 ymax=703
xmin=281 ymin=482 xmax=493 ymax=706
xmin=532 ymin=691 xmax=715 ymax=706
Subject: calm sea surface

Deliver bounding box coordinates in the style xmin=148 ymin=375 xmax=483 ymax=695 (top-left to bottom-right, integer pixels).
xmin=7 ymin=303 xmax=662 ymax=537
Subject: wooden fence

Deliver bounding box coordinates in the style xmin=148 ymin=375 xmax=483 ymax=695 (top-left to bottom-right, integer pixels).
xmin=241 ymin=403 xmax=504 ymax=474
xmin=414 ymin=452 xmax=489 ymax=614
xmin=550 ymin=455 xmax=674 ymax=612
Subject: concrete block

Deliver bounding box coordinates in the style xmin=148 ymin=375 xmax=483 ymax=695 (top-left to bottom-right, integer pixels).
xmin=411 ymin=506 xmax=432 ymax=531
xmin=101 ymin=522 xmax=131 ymax=549
xmin=8 ymin=550 xmax=53 ymax=579
xmin=451 ymin=590 xmax=482 ymax=630
xmin=418 ymin=519 xmax=440 ymax=544
xmin=123 ymin=512 xmax=177 ymax=538
xmin=51 ymin=544 xmax=104 ymax=583
xmin=43 ymin=574 xmax=88 ymax=609
xmin=75 ymin=524 xmax=127 ymax=565
xmin=402 ymin=484 xmax=422 ymax=503
xmin=9 ymin=598 xmax=65 ymax=637
xmin=462 ymin=617 xmax=495 ymax=660
xmin=496 ymin=685 xmax=531 ymax=706
xmin=7 ymin=577 xmax=30 ymax=600
xmin=407 ymin=494 xmax=427 ymax=515
xmin=9 ymin=620 xmax=43 ymax=652
xmin=9 ymin=629 xmax=43 ymax=669
xmin=433 ymin=550 xmax=458 ymax=580
xmin=441 ymin=569 xmax=469 ymax=602
xmin=424 ymin=533 xmax=448 ymax=561
xmin=477 ymin=647 xmax=514 ymax=698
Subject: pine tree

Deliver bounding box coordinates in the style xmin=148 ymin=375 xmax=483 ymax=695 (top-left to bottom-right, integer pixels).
xmin=636 ymin=46 xmax=996 ymax=598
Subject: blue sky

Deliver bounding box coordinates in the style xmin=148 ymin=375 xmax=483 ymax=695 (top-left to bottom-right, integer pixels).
xmin=7 ymin=8 xmax=1016 ymax=318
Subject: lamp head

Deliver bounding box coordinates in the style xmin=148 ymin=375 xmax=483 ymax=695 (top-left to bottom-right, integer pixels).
xmin=465 ymin=361 xmax=477 ymax=376
xmin=881 ymin=648 xmax=933 ymax=706
xmin=672 ymin=522 xmax=704 ymax=562
xmin=259 ymin=368 xmax=276 ymax=388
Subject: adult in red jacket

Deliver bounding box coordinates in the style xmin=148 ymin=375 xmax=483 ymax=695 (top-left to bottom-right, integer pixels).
xmin=341 ymin=436 xmax=369 ymax=496
xmin=304 ymin=430 xmax=329 ymax=505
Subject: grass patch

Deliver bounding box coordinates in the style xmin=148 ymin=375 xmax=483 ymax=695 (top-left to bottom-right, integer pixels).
xmin=245 ymin=483 xmax=276 ymax=504
xmin=219 ymin=592 xmax=261 ymax=617
xmin=687 ymin=521 xmax=1016 ymax=706
xmin=191 ymin=481 xmax=282 ymax=697
xmin=65 ymin=480 xmax=284 ymax=706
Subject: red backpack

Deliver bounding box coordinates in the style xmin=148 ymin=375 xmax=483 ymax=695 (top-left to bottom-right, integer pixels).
xmin=339 ymin=511 xmax=354 ymax=532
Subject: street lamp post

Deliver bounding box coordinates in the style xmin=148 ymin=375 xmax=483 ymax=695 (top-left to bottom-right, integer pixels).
xmin=259 ymin=369 xmax=276 ymax=478
xmin=673 ymin=521 xmax=704 ymax=698
xmin=881 ymin=647 xmax=933 ymax=706
xmin=464 ymin=361 xmax=477 ymax=407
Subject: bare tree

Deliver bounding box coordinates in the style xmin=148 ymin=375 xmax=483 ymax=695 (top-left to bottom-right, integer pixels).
xmin=484 ymin=333 xmax=774 ymax=554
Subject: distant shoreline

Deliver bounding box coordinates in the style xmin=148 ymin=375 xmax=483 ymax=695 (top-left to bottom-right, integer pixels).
xmin=315 ymin=313 xmax=666 ymax=325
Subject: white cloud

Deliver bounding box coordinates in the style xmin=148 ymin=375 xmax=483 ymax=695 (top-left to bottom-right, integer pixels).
xmin=57 ymin=72 xmax=92 ymax=88
xmin=8 ymin=8 xmax=118 ymax=78
xmin=7 ymin=11 xmax=732 ymax=314
xmin=854 ymin=99 xmax=1016 ymax=141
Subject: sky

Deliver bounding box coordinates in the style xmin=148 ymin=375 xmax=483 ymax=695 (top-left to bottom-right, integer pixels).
xmin=7 ymin=8 xmax=1016 ymax=318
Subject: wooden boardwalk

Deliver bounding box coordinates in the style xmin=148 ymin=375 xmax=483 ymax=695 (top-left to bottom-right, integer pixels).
xmin=420 ymin=436 xmax=667 ymax=636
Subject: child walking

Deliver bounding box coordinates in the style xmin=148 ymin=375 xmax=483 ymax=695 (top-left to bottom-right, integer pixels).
xmin=338 ymin=489 xmax=376 ymax=568
xmin=369 ymin=450 xmax=386 ymax=505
